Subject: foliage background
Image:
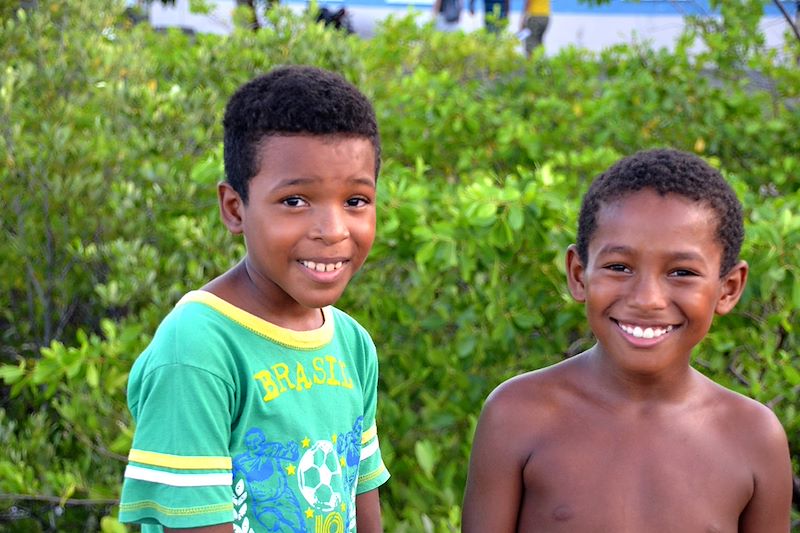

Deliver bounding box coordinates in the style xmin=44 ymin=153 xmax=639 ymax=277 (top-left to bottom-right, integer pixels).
xmin=0 ymin=1 xmax=798 ymax=530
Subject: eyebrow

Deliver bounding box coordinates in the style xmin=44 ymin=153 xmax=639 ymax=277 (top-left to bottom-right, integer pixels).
xmin=273 ymin=176 xmax=376 ymax=189
xmin=667 ymin=251 xmax=706 ymax=262
xmin=596 ymin=245 xmax=633 ymax=256
xmin=596 ymin=245 xmax=705 ymax=262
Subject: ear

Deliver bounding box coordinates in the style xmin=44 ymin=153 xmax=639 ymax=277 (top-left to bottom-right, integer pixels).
xmin=218 ymin=181 xmax=245 ymax=235
xmin=715 ymin=260 xmax=748 ymax=315
xmin=565 ymin=244 xmax=587 ymax=303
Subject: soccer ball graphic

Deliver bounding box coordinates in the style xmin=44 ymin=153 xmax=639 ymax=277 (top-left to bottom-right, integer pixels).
xmin=297 ymin=440 xmax=343 ymax=512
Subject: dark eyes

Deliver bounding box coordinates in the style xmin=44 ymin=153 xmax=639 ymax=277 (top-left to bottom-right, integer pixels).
xmin=281 ymin=196 xmax=371 ymax=208
xmin=282 ymin=196 xmax=308 ymax=207
xmin=345 ymin=197 xmax=370 ymax=208
xmin=603 ymin=264 xmax=698 ymax=277
xmin=605 ymin=264 xmax=630 ymax=273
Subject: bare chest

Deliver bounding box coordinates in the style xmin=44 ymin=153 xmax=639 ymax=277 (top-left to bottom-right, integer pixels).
xmin=518 ymin=417 xmax=753 ymax=532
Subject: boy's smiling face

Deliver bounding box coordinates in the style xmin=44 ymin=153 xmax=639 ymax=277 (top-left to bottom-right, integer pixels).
xmin=566 ymin=189 xmax=747 ymax=375
xmin=220 ymin=134 xmax=376 ymax=323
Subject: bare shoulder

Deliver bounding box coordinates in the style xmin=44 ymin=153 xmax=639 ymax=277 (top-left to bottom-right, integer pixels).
xmin=462 ymin=358 xmax=583 ymax=532
xmin=702 ymin=376 xmax=788 ymax=452
xmin=478 ymin=357 xmax=585 ymax=441
xmin=700 ymin=376 xmax=794 ymax=531
xmin=701 ymin=376 xmax=791 ymax=488
xmin=484 ymin=358 xmax=579 ymax=413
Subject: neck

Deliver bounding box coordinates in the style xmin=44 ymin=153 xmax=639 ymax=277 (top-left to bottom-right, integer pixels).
xmin=240 ymin=260 xmax=324 ymax=330
xmin=583 ymin=344 xmax=698 ymax=406
xmin=205 ymin=260 xmax=324 ymax=331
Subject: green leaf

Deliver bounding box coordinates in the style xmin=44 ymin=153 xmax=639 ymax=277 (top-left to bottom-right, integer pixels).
xmin=792 ymin=271 xmax=800 ymax=310
xmin=508 ymin=204 xmax=524 ymax=231
xmin=414 ymin=439 xmax=439 ymax=479
xmin=189 ymin=0 xmax=214 ymax=14
xmin=86 ymin=363 xmax=100 ymax=389
xmin=456 ymin=335 xmax=477 ymax=358
xmin=100 ymin=516 xmax=128 ymax=533
xmin=783 ymin=364 xmax=800 ymax=387
xmin=0 ymin=362 xmax=26 ymax=384
xmin=471 ymin=203 xmax=497 ymax=227
xmin=415 ymin=240 xmax=438 ymax=268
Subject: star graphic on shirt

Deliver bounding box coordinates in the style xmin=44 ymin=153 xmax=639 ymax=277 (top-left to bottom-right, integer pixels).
xmin=305 ymin=508 xmax=314 ymax=519
xmin=286 ymin=464 xmax=296 ymax=475
xmin=302 ymin=437 xmax=311 ymax=448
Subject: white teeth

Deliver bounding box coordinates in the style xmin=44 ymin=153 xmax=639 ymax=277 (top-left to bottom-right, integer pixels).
xmin=619 ymin=322 xmax=673 ymax=339
xmin=301 ymin=260 xmax=344 ymax=273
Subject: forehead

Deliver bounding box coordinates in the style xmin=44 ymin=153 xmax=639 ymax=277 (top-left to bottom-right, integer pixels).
xmin=258 ymin=133 xmax=375 ymax=161
xmin=253 ymin=134 xmax=376 ymax=183
xmin=591 ymin=189 xmax=721 ymax=257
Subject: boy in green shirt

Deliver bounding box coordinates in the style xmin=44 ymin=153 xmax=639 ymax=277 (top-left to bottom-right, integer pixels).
xmin=120 ymin=65 xmax=390 ymax=532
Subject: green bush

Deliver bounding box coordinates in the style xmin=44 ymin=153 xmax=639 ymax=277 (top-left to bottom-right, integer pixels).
xmin=1 ymin=0 xmax=798 ymax=530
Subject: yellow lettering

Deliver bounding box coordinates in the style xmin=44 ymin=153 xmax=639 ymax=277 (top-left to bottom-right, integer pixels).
xmin=326 ymin=512 xmax=344 ymax=532
xmin=312 ymin=357 xmax=327 ymax=385
xmin=254 ymin=370 xmax=281 ymax=402
xmin=315 ymin=513 xmax=344 ymax=533
xmin=295 ymin=361 xmax=312 ymax=390
xmin=338 ymin=361 xmax=353 ymax=389
xmin=272 ymin=363 xmax=295 ymax=392
xmin=257 ymin=357 xmax=352 ymax=401
xmin=325 ymin=355 xmax=341 ymax=386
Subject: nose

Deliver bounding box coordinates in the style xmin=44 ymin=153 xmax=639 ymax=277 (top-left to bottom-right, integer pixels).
xmin=312 ymin=206 xmax=350 ymax=244
xmin=629 ymin=273 xmax=668 ymax=310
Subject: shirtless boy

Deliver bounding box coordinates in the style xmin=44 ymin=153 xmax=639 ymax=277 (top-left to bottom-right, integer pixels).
xmin=462 ymin=148 xmax=793 ymax=532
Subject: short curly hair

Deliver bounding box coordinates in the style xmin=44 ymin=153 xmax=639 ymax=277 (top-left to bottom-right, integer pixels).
xmin=576 ymin=148 xmax=744 ymax=277
xmin=223 ymin=65 xmax=381 ymax=204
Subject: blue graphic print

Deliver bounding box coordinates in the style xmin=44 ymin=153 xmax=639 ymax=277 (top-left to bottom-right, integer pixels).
xmin=233 ymin=428 xmax=306 ymax=532
xmin=336 ymin=416 xmax=363 ymax=530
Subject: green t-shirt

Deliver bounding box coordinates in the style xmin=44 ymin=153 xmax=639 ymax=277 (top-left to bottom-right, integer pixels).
xmin=119 ymin=290 xmax=390 ymax=532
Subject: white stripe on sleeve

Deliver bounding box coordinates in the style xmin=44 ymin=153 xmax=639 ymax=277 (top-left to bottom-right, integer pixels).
xmin=124 ymin=464 xmax=232 ymax=487
xmin=360 ymin=436 xmax=380 ymax=460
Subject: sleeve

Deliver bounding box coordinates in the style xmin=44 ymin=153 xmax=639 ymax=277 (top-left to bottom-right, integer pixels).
xmin=355 ymin=331 xmax=390 ymax=494
xmin=119 ymin=322 xmax=236 ymax=528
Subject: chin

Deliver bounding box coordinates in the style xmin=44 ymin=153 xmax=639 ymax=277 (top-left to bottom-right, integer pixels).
xmin=298 ymin=290 xmax=347 ymax=310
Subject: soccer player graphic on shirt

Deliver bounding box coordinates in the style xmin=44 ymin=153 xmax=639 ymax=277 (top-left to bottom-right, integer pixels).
xmin=233 ymin=428 xmax=305 ymax=532
xmin=337 ymin=417 xmax=363 ymax=490
xmin=336 ymin=416 xmax=364 ymax=531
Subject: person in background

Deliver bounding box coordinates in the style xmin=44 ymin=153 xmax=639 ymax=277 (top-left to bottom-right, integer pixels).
xmin=433 ymin=0 xmax=463 ymax=32
xmin=470 ymin=0 xmax=509 ymax=33
xmin=520 ymin=0 xmax=549 ymax=54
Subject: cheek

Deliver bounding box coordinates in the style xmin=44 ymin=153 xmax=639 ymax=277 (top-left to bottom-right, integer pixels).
xmin=687 ymin=293 xmax=719 ymax=321
xmin=356 ymin=231 xmax=376 ymax=260
xmin=352 ymin=215 xmax=376 ymax=248
xmin=584 ymin=279 xmax=616 ymax=305
xmin=676 ymin=288 xmax=719 ymax=327
xmin=245 ymin=224 xmax=296 ymax=254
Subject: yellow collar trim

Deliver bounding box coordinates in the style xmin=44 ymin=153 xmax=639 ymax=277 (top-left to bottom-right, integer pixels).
xmin=177 ymin=290 xmax=334 ymax=350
